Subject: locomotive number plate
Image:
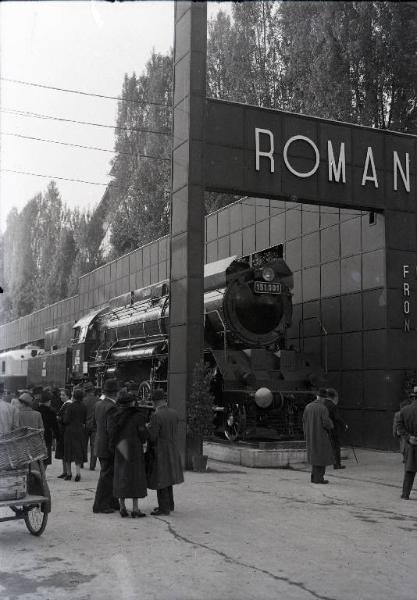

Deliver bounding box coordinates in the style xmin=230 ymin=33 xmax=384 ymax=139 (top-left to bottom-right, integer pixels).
xmin=254 ymin=281 xmax=282 ymax=294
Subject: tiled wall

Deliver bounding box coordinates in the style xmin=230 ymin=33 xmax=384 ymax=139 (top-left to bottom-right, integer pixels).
xmin=77 ymin=237 xmax=170 ymax=314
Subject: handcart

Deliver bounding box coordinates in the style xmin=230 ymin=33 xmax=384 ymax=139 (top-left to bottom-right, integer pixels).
xmin=0 ymin=427 xmax=51 ymax=536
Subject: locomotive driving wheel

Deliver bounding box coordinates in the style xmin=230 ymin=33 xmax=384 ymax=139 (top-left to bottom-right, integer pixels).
xmin=138 ymin=380 xmax=151 ymax=404
xmin=224 ymin=403 xmax=247 ymax=442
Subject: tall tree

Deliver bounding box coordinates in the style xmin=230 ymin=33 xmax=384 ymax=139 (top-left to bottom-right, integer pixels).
xmin=31 ymin=181 xmax=63 ymax=308
xmin=46 ymin=228 xmax=77 ymax=303
xmin=12 ymin=199 xmax=39 ymax=316
xmin=108 ymin=51 xmax=173 ymax=257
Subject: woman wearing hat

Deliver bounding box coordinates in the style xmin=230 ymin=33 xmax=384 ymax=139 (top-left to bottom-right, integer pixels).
xmin=62 ymin=388 xmax=87 ymax=481
xmin=16 ymin=391 xmax=44 ymax=430
xmin=107 ymin=389 xmax=149 ymax=517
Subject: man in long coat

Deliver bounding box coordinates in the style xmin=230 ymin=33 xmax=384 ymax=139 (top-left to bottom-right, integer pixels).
xmin=397 ymin=388 xmax=417 ymax=499
xmin=147 ymin=389 xmax=184 ymax=515
xmin=303 ymin=389 xmax=334 ymax=484
xmin=92 ymin=379 xmax=119 ymax=514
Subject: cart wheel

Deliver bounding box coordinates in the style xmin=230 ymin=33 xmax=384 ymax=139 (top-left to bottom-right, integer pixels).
xmin=24 ymin=505 xmax=48 ymax=536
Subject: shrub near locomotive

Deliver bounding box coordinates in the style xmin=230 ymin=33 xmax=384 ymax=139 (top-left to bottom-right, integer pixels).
xmin=71 ymin=247 xmax=322 ymax=441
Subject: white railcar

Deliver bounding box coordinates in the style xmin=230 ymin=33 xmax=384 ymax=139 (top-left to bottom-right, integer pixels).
xmin=0 ymin=346 xmax=44 ymax=393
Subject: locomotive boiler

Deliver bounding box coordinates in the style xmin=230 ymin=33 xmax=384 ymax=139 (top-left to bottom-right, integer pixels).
xmin=71 ymin=247 xmax=322 ymax=440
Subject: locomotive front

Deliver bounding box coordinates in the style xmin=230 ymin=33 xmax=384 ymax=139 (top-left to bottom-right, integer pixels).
xmin=204 ymin=250 xmax=320 ymax=441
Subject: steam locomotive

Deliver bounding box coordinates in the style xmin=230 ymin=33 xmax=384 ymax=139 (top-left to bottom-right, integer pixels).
xmin=66 ymin=246 xmax=322 ymax=441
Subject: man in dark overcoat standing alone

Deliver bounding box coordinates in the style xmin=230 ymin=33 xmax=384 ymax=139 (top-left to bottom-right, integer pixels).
xmin=303 ymin=389 xmax=334 ymax=484
xmin=147 ymin=389 xmax=184 ymax=515
xmin=92 ymin=379 xmax=119 ymax=513
xmin=397 ymin=387 xmax=417 ymax=499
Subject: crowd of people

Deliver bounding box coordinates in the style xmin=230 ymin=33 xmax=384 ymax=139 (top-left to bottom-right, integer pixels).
xmin=0 ymin=379 xmax=184 ymax=517
xmin=2 ymin=379 xmax=417 ymax=506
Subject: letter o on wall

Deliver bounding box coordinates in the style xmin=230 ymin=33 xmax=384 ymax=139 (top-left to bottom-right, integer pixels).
xmin=283 ymin=135 xmax=320 ymax=178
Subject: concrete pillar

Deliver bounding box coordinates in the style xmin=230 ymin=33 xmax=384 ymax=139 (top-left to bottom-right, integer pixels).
xmin=168 ymin=2 xmax=207 ymax=464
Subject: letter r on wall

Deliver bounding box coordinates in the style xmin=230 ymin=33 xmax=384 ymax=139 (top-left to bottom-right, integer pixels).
xmin=255 ymin=128 xmax=274 ymax=173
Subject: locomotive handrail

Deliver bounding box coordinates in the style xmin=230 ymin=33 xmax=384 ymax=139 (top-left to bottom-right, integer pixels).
xmin=298 ymin=317 xmax=328 ymax=375
xmin=205 ymin=309 xmax=228 ymax=361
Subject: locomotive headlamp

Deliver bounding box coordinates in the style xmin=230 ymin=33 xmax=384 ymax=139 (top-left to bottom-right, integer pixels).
xmin=262 ymin=266 xmax=275 ymax=282
xmin=255 ymin=387 xmax=273 ymax=408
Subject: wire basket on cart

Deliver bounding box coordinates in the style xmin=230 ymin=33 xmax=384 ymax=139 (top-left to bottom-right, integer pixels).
xmin=0 ymin=427 xmax=47 ymax=471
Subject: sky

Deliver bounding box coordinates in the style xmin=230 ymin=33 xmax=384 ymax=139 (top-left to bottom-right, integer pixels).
xmin=0 ymin=0 xmax=227 ymax=232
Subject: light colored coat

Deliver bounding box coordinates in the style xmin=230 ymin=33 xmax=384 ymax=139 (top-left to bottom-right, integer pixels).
xmin=0 ymin=399 xmax=20 ymax=435
xmin=303 ymin=399 xmax=334 ymax=466
xmin=16 ymin=404 xmax=44 ymax=430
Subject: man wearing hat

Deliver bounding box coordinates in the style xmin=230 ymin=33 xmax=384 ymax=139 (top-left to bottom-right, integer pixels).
xmin=397 ymin=386 xmax=417 ymax=499
xmin=83 ymin=381 xmax=98 ymax=471
xmin=146 ymin=388 xmax=184 ymax=515
xmin=303 ymin=389 xmax=335 ymax=484
xmin=92 ymin=379 xmax=120 ymax=514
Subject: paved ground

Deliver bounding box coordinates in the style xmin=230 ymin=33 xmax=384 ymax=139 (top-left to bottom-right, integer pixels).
xmin=0 ymin=449 xmax=415 ymax=600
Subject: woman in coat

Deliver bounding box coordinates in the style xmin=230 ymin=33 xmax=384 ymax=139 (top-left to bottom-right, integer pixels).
xmin=146 ymin=389 xmax=184 ymax=516
xmin=107 ymin=390 xmax=149 ymax=518
xmin=63 ymin=388 xmax=87 ymax=481
xmin=303 ymin=389 xmax=334 ymax=484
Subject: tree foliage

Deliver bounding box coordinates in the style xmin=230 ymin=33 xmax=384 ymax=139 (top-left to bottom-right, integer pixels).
xmin=187 ymin=360 xmax=215 ymax=439
xmin=206 ymin=1 xmax=417 ymax=131
xmin=108 ymin=52 xmax=172 ymax=257
xmin=0 ymin=183 xmax=104 ymax=323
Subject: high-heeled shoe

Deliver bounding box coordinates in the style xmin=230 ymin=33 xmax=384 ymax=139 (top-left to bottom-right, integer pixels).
xmin=64 ymin=474 xmax=72 ymax=481
xmin=119 ymin=507 xmax=129 ymax=518
xmin=131 ymin=510 xmax=146 ymax=518
xmin=74 ymin=474 xmax=81 ymax=482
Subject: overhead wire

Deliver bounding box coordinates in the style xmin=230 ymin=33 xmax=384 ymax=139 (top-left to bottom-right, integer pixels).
xmin=0 ymin=76 xmax=172 ymax=108
xmin=1 ymin=107 xmax=172 ymax=137
xmin=0 ymin=131 xmax=170 ymax=161
xmin=0 ymin=169 xmax=113 ymax=186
